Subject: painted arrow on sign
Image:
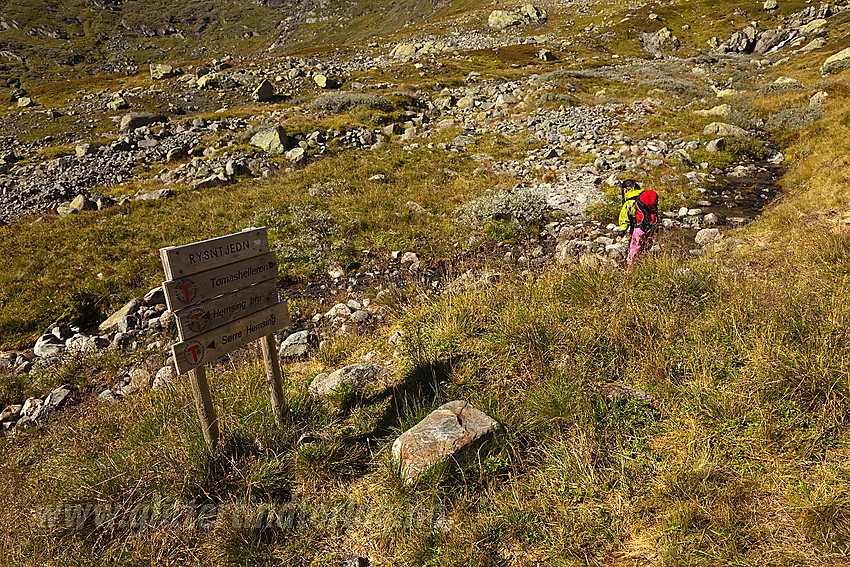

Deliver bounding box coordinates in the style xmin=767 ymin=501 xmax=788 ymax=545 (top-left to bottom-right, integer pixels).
xmin=163 ymin=252 xmax=278 ymax=312
xmin=171 ymin=301 xmax=291 ymax=375
xmin=173 ymin=279 xmax=279 ymax=341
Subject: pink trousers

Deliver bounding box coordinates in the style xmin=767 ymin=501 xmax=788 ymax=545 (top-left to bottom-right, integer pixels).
xmin=627 ymin=227 xmax=654 ymax=270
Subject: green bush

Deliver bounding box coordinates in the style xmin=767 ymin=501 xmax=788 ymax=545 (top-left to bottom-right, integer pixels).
xmin=766 ymin=106 xmax=824 ymax=134
xmin=308 ymin=93 xmax=393 ymax=113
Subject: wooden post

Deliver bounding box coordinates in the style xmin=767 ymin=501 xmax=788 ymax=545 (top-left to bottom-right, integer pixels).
xmin=260 ymin=333 xmax=288 ymax=427
xmin=188 ymin=366 xmax=220 ymax=451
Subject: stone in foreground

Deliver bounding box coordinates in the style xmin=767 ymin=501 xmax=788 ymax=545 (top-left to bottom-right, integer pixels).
xmin=392 ymin=400 xmax=504 ymax=484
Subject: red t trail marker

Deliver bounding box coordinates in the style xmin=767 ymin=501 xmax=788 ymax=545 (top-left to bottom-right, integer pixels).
xmin=159 ymin=228 xmax=290 ymax=451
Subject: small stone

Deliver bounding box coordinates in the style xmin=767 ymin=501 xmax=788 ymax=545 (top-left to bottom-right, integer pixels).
xmin=106 ymin=96 xmax=128 ymax=111
xmin=706 ymin=138 xmax=727 ymax=153
xmin=279 ymin=330 xmax=311 ymax=357
xmin=44 ymin=385 xmax=71 ymax=408
xmin=75 ymin=143 xmax=94 ymax=157
xmin=598 ymin=383 xmax=655 ymax=405
xmin=703 ymin=122 xmax=749 ymax=138
xmin=98 ymin=389 xmax=117 ymax=402
xmin=117 ymin=314 xmax=139 ymax=334
xmin=297 ymin=431 xmax=328 ymax=447
xmin=166 ymin=147 xmax=184 ymax=162
xmin=703 ymin=212 xmax=725 ymax=226
xmin=152 ymin=366 xmax=175 ymax=391
xmin=69 ymin=194 xmax=96 ymax=213
xmin=98 ymin=298 xmax=139 ymax=333
xmin=129 ymin=366 xmax=151 ymax=390
xmin=308 ymin=363 xmax=388 ymax=397
xmin=0 ymin=404 xmax=22 ymax=423
xmin=400 ymin=251 xmax=419 ymax=264
xmin=695 ymin=227 xmax=722 ymax=247
xmin=34 ymin=334 xmax=65 ymax=358
xmin=810 ymin=91 xmax=828 ymax=107
xmin=143 ymin=286 xmax=165 ymax=306
xmin=135 ymin=188 xmax=173 ymax=201
xmin=285 ymin=147 xmax=306 ymax=163
xmin=351 ymin=310 xmax=370 ymax=323
xmin=537 ymin=49 xmax=557 ymax=61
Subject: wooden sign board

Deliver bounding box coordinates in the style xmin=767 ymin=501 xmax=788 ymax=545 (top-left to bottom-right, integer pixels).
xmin=159 ymin=227 xmax=290 ymax=448
xmin=171 ymin=301 xmax=291 ymax=375
xmin=160 ymin=228 xmax=269 ymax=280
xmin=173 ymin=279 xmax=279 ymax=341
xmin=163 ymin=252 xmax=278 ymax=312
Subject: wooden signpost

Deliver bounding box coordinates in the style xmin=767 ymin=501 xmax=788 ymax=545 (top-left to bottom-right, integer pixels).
xmin=160 ymin=227 xmax=290 ymax=451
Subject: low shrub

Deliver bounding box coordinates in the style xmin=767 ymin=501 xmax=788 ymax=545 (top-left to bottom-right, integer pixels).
xmin=766 ymin=106 xmax=824 ymax=134
xmin=536 ymin=90 xmax=583 ymax=107
xmin=456 ymin=185 xmax=548 ymax=225
xmin=308 ymin=93 xmax=393 ymax=113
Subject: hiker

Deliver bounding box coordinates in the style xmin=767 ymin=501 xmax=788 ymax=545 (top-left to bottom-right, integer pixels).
xmin=617 ymin=180 xmax=659 ymax=270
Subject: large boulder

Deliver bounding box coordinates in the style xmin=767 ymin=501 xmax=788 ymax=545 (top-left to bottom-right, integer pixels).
xmin=253 ymin=79 xmax=275 ymax=102
xmin=821 ymin=47 xmax=850 ymax=74
xmin=695 ymin=104 xmax=741 ymax=121
xmin=392 ymin=400 xmax=504 ymax=484
xmin=800 ymin=18 xmax=827 ymax=35
xmin=753 ymin=28 xmax=788 ymax=54
xmin=488 ymin=10 xmax=524 ymax=29
xmin=308 ymin=363 xmax=388 ymax=397
xmin=703 ymin=122 xmax=749 ymax=138
xmin=801 ymin=38 xmax=827 ymax=52
xmin=641 ymin=27 xmax=680 ymax=58
xmin=250 ymin=126 xmax=296 ymax=155
xmin=99 ymin=298 xmax=139 ymax=333
xmin=119 ymin=112 xmax=166 ymax=132
xmin=521 ymin=4 xmax=547 ymax=22
xmin=719 ymin=26 xmax=757 ymax=53
xmin=313 ymin=74 xmax=340 ymax=89
xmin=150 ymin=63 xmax=176 ymax=80
xmin=197 ymin=72 xmax=221 ymax=89
xmin=390 ymin=43 xmax=419 ymax=58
